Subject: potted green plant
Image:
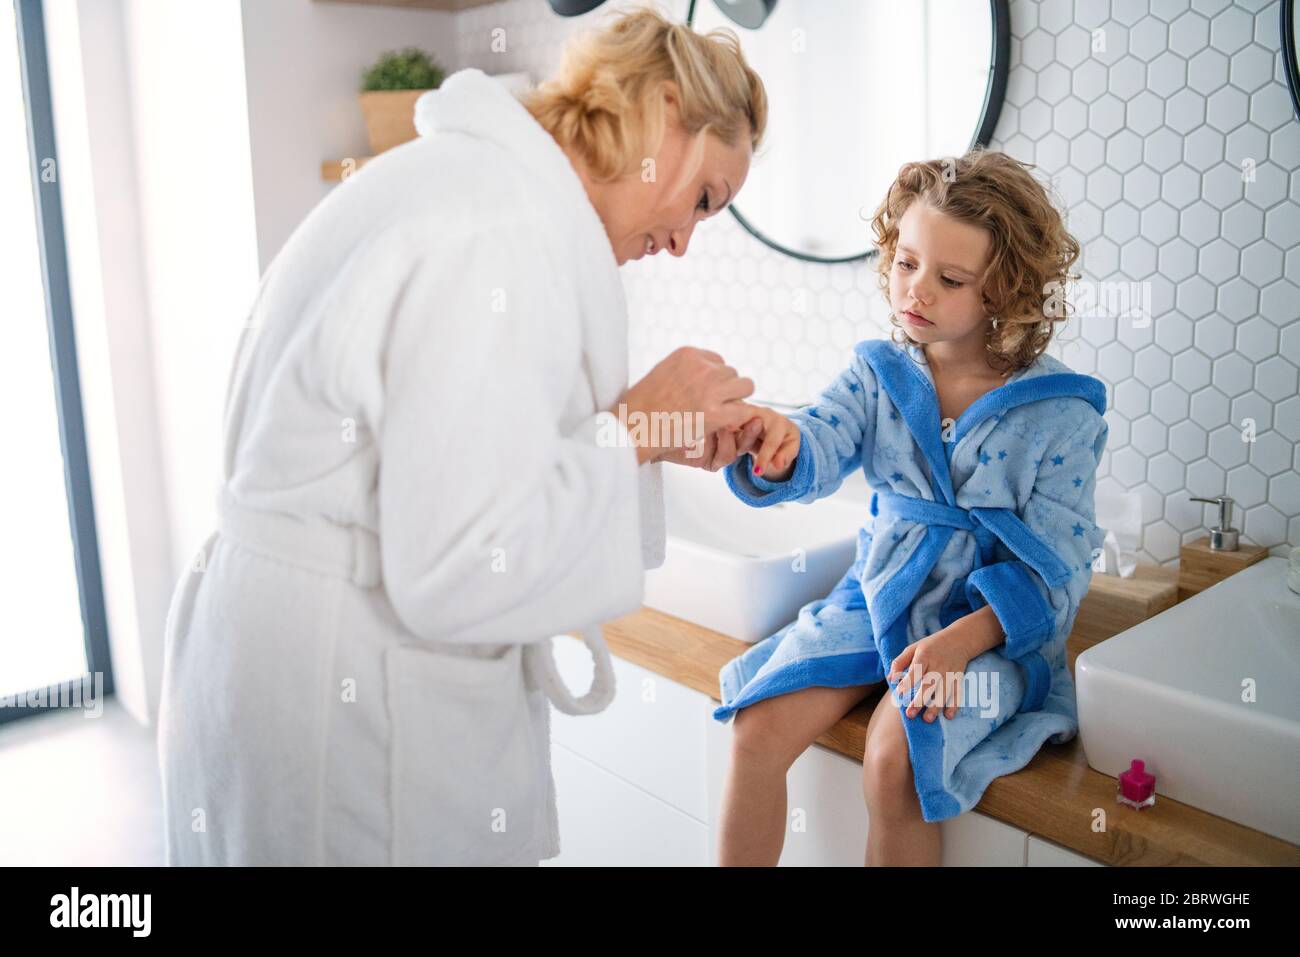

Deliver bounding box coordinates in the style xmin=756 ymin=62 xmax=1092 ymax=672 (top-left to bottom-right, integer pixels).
xmin=359 ymin=48 xmax=445 ymax=155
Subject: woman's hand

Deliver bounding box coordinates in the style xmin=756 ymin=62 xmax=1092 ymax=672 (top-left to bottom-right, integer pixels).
xmin=887 ymin=629 xmax=978 ymax=723
xmin=659 ymin=415 xmax=764 ymax=471
xmin=617 ymin=347 xmax=757 ymax=464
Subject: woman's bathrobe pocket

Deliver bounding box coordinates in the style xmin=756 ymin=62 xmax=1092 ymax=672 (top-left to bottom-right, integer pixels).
xmin=385 ymin=642 xmax=548 ymax=866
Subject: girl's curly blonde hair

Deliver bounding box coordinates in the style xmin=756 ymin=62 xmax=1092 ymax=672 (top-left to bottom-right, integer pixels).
xmin=870 ymin=149 xmax=1080 ymax=374
xmin=520 ymin=5 xmax=767 ymax=183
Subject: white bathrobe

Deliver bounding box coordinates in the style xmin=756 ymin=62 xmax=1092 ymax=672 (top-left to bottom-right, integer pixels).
xmin=156 ymin=68 xmax=665 ymax=866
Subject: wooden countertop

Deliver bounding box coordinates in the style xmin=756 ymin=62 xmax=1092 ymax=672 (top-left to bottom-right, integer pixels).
xmin=596 ymin=577 xmax=1300 ymax=867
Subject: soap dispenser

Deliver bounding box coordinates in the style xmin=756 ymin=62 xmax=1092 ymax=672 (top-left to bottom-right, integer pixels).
xmin=1177 ymin=494 xmax=1267 ymax=601
xmin=1188 ymin=494 xmax=1239 ymax=550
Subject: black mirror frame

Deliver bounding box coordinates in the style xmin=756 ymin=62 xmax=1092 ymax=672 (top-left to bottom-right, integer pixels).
xmin=686 ymin=0 xmax=1012 ymax=264
xmin=1283 ymin=0 xmax=1300 ymax=122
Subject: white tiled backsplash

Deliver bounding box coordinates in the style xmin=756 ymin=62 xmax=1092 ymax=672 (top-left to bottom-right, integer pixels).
xmin=452 ymin=0 xmax=1300 ymax=564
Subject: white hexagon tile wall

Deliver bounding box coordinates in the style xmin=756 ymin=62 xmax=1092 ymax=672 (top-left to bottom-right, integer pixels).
xmin=454 ymin=0 xmax=1300 ymax=565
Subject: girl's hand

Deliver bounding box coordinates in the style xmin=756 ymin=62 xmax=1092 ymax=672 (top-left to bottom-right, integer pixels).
xmin=747 ymin=407 xmax=801 ymax=480
xmin=887 ymin=629 xmax=977 ymax=723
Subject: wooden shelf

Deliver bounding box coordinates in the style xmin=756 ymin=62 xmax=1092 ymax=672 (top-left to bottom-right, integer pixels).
xmin=314 ymin=0 xmax=503 ymax=11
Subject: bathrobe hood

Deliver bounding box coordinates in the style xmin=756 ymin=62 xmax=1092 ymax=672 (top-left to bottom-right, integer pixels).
xmin=413 ymin=67 xmax=536 ymax=145
xmin=415 ymin=68 xmax=665 ymax=573
xmin=411 ymin=70 xmax=644 ymax=499
xmin=412 ymin=66 xmax=605 ymax=257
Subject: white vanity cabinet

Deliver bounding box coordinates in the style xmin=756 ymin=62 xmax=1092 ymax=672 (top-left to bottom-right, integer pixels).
xmin=1026 ymin=835 xmax=1105 ymax=867
xmin=544 ymin=746 xmax=709 ymax=866
xmin=544 ymin=637 xmax=713 ymax=866
xmin=543 ymin=638 xmax=1106 ymax=867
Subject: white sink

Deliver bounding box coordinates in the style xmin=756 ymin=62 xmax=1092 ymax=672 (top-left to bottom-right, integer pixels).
xmin=643 ymin=465 xmax=873 ymax=643
xmin=1076 ymin=557 xmax=1300 ymax=844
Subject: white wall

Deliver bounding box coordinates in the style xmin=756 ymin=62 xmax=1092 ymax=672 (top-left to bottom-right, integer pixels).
xmin=239 ymin=0 xmax=458 ymax=271
xmin=122 ymin=0 xmax=261 ymax=591
xmin=45 ymin=0 xmax=261 ymax=723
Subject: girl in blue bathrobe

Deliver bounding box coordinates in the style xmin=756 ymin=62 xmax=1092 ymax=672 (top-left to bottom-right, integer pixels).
xmin=715 ymin=150 xmax=1108 ymax=866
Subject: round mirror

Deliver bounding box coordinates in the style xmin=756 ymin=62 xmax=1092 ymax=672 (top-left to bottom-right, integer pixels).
xmin=688 ymin=0 xmax=1011 ymax=263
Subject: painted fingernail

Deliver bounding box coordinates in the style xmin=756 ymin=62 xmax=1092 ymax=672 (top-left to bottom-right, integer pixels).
xmin=754 ymin=466 xmax=763 ymax=474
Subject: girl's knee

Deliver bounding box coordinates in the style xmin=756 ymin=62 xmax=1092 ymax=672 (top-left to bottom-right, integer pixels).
xmin=862 ymin=725 xmax=913 ymax=802
xmin=730 ymin=704 xmax=797 ymax=771
xmin=730 ymin=686 xmax=867 ymax=771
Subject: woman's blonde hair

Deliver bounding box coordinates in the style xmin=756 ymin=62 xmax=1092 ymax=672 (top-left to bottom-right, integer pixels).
xmin=870 ymin=149 xmax=1081 ymax=374
xmin=521 ymin=5 xmax=767 ymax=183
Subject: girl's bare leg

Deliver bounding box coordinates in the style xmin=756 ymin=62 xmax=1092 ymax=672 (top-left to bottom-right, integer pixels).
xmin=717 ymin=684 xmax=874 ymax=866
xmin=861 ymin=688 xmax=942 ymax=866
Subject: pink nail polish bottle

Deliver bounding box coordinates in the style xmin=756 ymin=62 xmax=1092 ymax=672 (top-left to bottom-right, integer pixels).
xmin=1116 ymin=759 xmax=1156 ymax=810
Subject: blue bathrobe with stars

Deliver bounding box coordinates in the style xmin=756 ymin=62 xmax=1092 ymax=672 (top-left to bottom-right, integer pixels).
xmin=715 ymin=338 xmax=1109 ymax=823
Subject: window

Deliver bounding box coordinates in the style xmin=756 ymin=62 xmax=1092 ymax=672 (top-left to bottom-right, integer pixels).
xmin=1 ymin=0 xmax=112 ymax=721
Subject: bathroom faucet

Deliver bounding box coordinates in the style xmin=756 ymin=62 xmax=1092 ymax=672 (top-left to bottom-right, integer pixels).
xmin=1188 ymin=495 xmax=1239 ymax=551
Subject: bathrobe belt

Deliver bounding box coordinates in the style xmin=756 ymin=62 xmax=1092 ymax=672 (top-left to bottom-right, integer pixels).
xmin=216 ymin=486 xmax=382 ymax=587
xmin=870 ymin=489 xmax=1073 ymax=592
xmin=213 ymin=485 xmax=616 ymax=716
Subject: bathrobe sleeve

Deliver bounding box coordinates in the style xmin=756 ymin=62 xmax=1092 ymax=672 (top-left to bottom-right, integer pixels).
xmin=726 ymin=351 xmax=879 ymax=507
xmin=376 ymin=223 xmax=647 ymax=645
xmin=639 ymin=462 xmax=666 ymax=570
xmin=964 ymin=406 xmax=1109 ymax=660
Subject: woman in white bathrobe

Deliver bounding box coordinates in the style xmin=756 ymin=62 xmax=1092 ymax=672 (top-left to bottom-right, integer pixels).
xmin=156 ymin=8 xmax=767 ymax=866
